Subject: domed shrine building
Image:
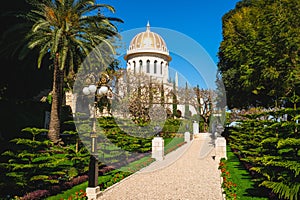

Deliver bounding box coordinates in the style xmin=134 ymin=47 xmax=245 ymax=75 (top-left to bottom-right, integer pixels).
xmin=124 ymin=22 xmax=171 ymax=84
xmin=116 ymin=22 xmax=196 ymax=118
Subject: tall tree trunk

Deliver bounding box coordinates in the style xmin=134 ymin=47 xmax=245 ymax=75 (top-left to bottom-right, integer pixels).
xmin=48 ymin=53 xmax=64 ymax=145
xmin=172 ymin=81 xmax=177 ymax=118
xmin=203 ymin=117 xmax=209 ymax=132
xmin=160 ymin=81 xmax=164 ymax=107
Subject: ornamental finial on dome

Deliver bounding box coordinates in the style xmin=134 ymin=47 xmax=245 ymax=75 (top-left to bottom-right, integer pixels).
xmin=146 ymin=21 xmax=150 ymax=31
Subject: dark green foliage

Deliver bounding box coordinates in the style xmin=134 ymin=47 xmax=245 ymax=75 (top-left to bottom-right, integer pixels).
xmin=0 ymin=101 xmax=50 ymax=153
xmin=97 ymin=117 xmax=184 ymax=156
xmin=218 ymin=0 xmax=300 ymax=109
xmin=0 ymin=127 xmax=89 ymax=198
xmin=98 ymin=117 xmax=153 ymax=153
xmin=104 ymin=127 xmax=152 ymax=153
xmin=162 ymin=118 xmax=181 ymax=134
xmin=220 ymin=147 xmax=269 ymax=199
xmin=228 ymin=108 xmax=300 ymax=200
xmin=0 ymin=0 xmax=53 ymax=103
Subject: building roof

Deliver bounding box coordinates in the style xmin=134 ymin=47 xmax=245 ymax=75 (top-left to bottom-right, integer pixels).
xmin=124 ymin=22 xmax=171 ymax=61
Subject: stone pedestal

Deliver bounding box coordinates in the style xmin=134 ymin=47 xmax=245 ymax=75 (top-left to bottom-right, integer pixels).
xmin=86 ymin=186 xmax=101 ymax=200
xmin=184 ymin=132 xmax=190 ymax=143
xmin=215 ymin=137 xmax=227 ymax=160
xmin=152 ymin=137 xmax=164 ymax=161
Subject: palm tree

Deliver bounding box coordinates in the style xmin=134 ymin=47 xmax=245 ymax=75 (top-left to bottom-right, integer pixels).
xmin=22 ymin=0 xmax=122 ymax=144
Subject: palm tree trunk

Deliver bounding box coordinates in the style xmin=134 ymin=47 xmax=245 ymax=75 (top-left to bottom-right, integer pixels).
xmin=48 ymin=53 xmax=64 ymax=145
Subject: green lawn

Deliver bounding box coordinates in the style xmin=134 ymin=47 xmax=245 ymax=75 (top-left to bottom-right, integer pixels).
xmin=164 ymin=137 xmax=185 ymax=155
xmin=226 ymin=146 xmax=269 ymax=200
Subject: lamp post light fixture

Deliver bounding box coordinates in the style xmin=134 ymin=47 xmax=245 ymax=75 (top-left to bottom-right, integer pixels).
xmin=83 ymin=73 xmax=110 ymax=199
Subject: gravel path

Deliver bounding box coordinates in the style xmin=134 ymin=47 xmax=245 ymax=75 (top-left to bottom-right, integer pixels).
xmin=99 ymin=138 xmax=223 ymax=200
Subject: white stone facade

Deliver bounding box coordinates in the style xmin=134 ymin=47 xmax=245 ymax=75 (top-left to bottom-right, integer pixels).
xmin=126 ymin=55 xmax=169 ymax=83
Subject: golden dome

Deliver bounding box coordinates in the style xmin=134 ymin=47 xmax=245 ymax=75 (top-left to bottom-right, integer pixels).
xmin=124 ymin=22 xmax=171 ymax=61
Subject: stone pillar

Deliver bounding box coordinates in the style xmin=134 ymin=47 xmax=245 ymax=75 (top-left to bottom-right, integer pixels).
xmin=193 ymin=121 xmax=199 ymax=134
xmin=86 ymin=186 xmax=101 ymax=200
xmin=215 ymin=137 xmax=227 ymax=160
xmin=152 ymin=137 xmax=164 ymax=161
xmin=184 ymin=132 xmax=190 ymax=143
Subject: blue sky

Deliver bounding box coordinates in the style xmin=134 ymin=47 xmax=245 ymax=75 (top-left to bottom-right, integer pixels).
xmin=97 ymin=0 xmax=240 ymax=87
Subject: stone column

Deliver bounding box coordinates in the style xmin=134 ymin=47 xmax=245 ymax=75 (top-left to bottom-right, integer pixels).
xmin=184 ymin=132 xmax=190 ymax=143
xmin=193 ymin=121 xmax=199 ymax=139
xmin=193 ymin=121 xmax=199 ymax=134
xmin=215 ymin=137 xmax=227 ymax=160
xmin=152 ymin=137 xmax=164 ymax=161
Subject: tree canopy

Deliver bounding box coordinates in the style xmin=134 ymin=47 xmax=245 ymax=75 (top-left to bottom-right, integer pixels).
xmin=21 ymin=0 xmax=123 ymax=144
xmin=218 ymin=0 xmax=300 ymax=109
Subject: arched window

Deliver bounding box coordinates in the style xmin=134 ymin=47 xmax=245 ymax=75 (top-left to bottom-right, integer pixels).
xmin=133 ymin=61 xmax=136 ymax=74
xmin=146 ymin=60 xmax=150 ymax=73
xmin=154 ymin=60 xmax=157 ymax=74
xmin=160 ymin=62 xmax=163 ymax=74
xmin=139 ymin=60 xmax=143 ymax=73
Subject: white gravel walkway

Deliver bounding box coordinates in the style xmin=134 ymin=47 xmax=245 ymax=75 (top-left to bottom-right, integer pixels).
xmin=99 ymin=137 xmax=223 ymax=200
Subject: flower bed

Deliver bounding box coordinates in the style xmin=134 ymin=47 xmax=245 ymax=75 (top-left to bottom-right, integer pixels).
xmin=219 ymin=158 xmax=238 ymax=200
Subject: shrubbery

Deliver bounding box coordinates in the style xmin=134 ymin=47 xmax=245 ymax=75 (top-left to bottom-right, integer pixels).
xmin=0 ymin=127 xmax=90 ymax=199
xmin=227 ymin=108 xmax=300 ymax=200
xmin=0 ymin=116 xmax=189 ymax=199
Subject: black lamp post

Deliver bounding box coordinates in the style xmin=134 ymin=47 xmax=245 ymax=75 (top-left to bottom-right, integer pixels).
xmin=82 ymin=73 xmax=110 ymax=188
